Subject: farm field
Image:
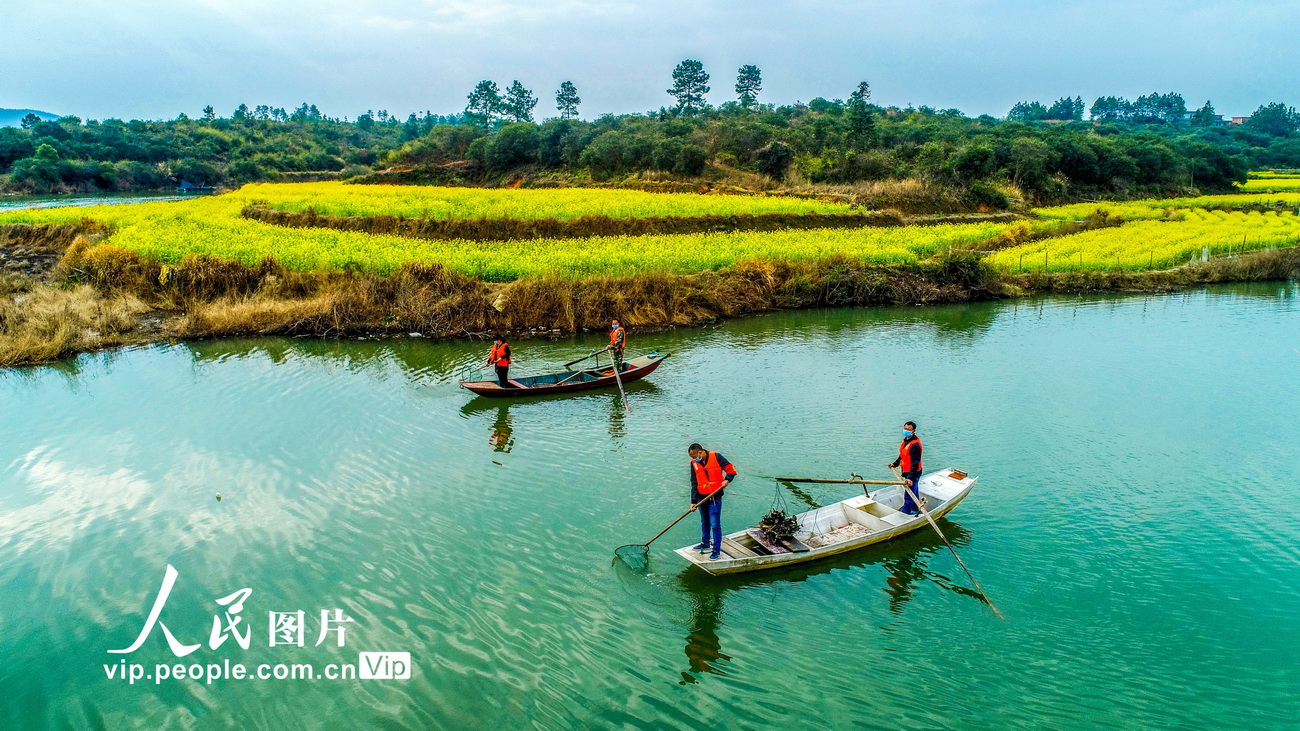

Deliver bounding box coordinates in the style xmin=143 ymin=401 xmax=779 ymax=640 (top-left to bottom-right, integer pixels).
xmin=243 ymin=181 xmax=857 ymax=219
xmin=0 ymin=190 xmax=1005 ymax=279
xmin=2 ymin=182 xmax=1298 ymax=279
xmin=1239 ymin=174 xmax=1300 ymax=193
xmin=988 ymin=209 xmax=1300 ymax=272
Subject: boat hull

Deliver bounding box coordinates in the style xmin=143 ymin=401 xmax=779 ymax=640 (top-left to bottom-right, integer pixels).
xmin=460 ymin=353 xmax=668 ymax=397
xmin=675 ymin=469 xmax=977 ymax=575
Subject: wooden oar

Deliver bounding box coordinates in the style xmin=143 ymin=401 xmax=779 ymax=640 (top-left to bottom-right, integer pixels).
xmin=615 ymin=490 xmax=721 ymax=561
xmin=597 ymin=346 xmax=631 ymax=414
xmin=776 ymin=476 xmax=907 ymax=486
xmin=890 ymin=466 xmax=1005 ymax=620
xmin=563 ymin=351 xmax=596 ymax=368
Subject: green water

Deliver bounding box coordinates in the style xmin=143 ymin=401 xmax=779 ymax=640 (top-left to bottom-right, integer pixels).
xmin=2 ymin=284 xmax=1298 ymax=729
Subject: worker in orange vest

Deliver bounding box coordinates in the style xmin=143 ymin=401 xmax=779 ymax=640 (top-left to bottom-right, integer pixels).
xmin=486 ymin=335 xmax=514 ymax=388
xmin=606 ymin=318 xmax=626 ymax=370
xmin=689 ymin=443 xmax=737 ymax=560
xmin=888 ymin=421 xmax=923 ymax=515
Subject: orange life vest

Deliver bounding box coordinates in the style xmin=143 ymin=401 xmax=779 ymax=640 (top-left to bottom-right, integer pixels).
xmin=609 ymin=325 xmax=625 ymax=348
xmin=898 ymin=436 xmax=923 ymax=474
xmin=488 ymin=341 xmax=511 ymax=367
xmin=692 ymin=451 xmax=728 ymax=495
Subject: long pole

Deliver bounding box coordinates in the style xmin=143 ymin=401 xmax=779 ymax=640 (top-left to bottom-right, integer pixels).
xmin=891 ymin=466 xmax=1005 ymax=620
xmin=600 ymin=346 xmax=631 ymax=414
xmin=615 ymin=489 xmax=720 ymax=555
xmin=775 ymin=476 xmax=906 ymax=486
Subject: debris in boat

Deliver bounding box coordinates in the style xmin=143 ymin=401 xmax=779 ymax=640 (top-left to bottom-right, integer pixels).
xmin=757 ymin=509 xmax=799 ymax=544
xmin=804 ymin=524 xmax=870 ymax=548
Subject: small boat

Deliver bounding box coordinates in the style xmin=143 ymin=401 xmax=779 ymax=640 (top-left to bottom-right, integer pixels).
xmin=675 ymin=469 xmax=977 ymax=575
xmin=459 ymin=351 xmax=669 ymax=397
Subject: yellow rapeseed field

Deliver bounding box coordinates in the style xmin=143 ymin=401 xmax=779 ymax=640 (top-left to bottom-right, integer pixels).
xmin=988 ymin=209 xmax=1300 ymax=272
xmin=2 ymin=183 xmax=1297 ymax=279
xmin=0 ymin=188 xmax=1003 ymax=280
xmin=242 ymin=181 xmax=857 ymax=219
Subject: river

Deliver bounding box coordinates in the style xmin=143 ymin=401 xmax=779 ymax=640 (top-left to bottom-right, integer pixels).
xmin=1 ymin=284 xmax=1297 ymax=729
xmin=0 ymin=192 xmax=198 ymax=212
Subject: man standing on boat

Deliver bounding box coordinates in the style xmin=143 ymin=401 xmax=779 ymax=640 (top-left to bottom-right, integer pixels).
xmin=487 ymin=335 xmax=514 ymax=388
xmin=689 ymin=443 xmax=737 ymax=560
xmin=889 ymin=421 xmax=923 ymax=515
xmin=608 ymin=318 xmax=626 ymax=370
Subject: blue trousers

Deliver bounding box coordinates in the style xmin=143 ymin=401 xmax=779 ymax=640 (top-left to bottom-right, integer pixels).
xmin=901 ymin=473 xmax=921 ymax=514
xmin=698 ymin=493 xmax=723 ymax=548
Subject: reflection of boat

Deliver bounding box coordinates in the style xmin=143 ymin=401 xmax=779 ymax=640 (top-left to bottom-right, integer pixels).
xmin=675 ymin=469 xmax=977 ymax=575
xmin=459 ymin=352 xmax=669 ymax=397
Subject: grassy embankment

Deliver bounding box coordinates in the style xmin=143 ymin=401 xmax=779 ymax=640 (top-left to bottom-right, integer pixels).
xmin=1 ymin=182 xmax=1298 ymax=366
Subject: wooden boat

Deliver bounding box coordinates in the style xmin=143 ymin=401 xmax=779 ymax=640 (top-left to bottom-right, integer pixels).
xmin=675 ymin=468 xmax=977 ymax=575
xmin=459 ymin=352 xmax=669 ymax=397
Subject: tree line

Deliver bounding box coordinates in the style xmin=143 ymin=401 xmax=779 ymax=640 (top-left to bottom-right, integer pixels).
xmin=2 ymin=58 xmax=1298 ymax=198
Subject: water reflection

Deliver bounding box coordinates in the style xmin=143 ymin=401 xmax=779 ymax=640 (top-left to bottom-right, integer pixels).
xmin=677 ymin=578 xmax=729 ymax=683
xmin=489 ymin=406 xmax=515 ymax=453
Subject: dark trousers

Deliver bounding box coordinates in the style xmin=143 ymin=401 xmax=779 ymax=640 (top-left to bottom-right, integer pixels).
xmin=901 ymin=472 xmax=922 ymax=514
xmin=697 ymin=492 xmax=723 ymax=548
xmin=495 ymin=366 xmax=514 ymax=387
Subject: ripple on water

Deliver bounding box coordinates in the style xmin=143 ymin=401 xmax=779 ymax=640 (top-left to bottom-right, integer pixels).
xmin=1 ymin=286 xmax=1298 ymax=728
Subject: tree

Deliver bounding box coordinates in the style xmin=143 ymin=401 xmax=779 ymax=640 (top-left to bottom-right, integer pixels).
xmin=19 ymin=113 xmax=42 ymax=129
xmin=555 ymin=81 xmax=581 ymax=119
xmin=1246 ymin=102 xmax=1300 ymax=137
xmin=667 ymin=59 xmax=711 ymax=115
xmin=201 ymin=105 xmax=216 ymax=122
xmin=735 ymin=64 xmax=762 ymax=108
xmin=1190 ymin=100 xmax=1218 ymax=127
xmin=465 ymin=80 xmax=502 ymax=126
xmin=232 ymin=104 xmax=251 ymax=122
xmin=1008 ymin=101 xmax=1049 ymax=122
xmin=844 ymin=81 xmax=876 ymax=150
xmin=502 ymin=81 xmax=538 ymax=123
xmin=754 ymin=141 xmax=794 ymax=180
xmin=357 ymin=110 xmax=375 ymax=130
xmin=1090 ymin=96 xmax=1131 ymax=122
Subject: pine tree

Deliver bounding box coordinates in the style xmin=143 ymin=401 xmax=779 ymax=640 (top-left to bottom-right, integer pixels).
xmin=501 ymin=81 xmax=538 ymax=123
xmin=667 ymin=59 xmax=711 ymax=115
xmin=844 ymin=81 xmax=877 ymax=150
xmin=1190 ymin=100 xmax=1218 ymax=127
xmin=555 ymin=81 xmax=581 ymax=119
xmin=735 ymin=65 xmax=762 ymax=108
xmin=201 ymin=105 xmax=216 ymax=122
xmin=465 ymin=80 xmax=503 ymax=126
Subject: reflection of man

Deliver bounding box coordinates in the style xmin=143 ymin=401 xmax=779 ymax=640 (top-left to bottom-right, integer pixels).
xmin=689 ymin=443 xmax=737 ymax=561
xmin=489 ymin=407 xmax=514 ymax=453
xmin=888 ymin=420 xmax=923 ymax=515
xmin=680 ymin=587 xmax=729 ymax=684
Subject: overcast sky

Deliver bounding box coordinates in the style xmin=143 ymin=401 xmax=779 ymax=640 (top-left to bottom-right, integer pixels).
xmin=3 ymin=0 xmax=1296 ymax=121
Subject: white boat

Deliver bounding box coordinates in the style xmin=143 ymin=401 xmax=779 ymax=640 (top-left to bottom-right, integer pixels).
xmin=675 ymin=468 xmax=978 ymax=575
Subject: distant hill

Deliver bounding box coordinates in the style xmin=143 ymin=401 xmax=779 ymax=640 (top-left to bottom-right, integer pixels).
xmin=0 ymin=108 xmax=60 ymax=127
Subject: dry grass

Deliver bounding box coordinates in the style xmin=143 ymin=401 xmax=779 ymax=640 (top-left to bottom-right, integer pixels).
xmin=0 ymin=278 xmax=148 ymax=366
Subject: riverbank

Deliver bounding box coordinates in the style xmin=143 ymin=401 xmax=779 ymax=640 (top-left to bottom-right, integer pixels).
xmin=2 ymin=226 xmax=1297 ymax=367
xmin=2 ymin=183 xmax=1299 ymax=367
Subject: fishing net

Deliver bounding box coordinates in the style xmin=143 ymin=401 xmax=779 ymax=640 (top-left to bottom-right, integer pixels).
xmin=614 ymin=543 xmax=651 ymax=572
